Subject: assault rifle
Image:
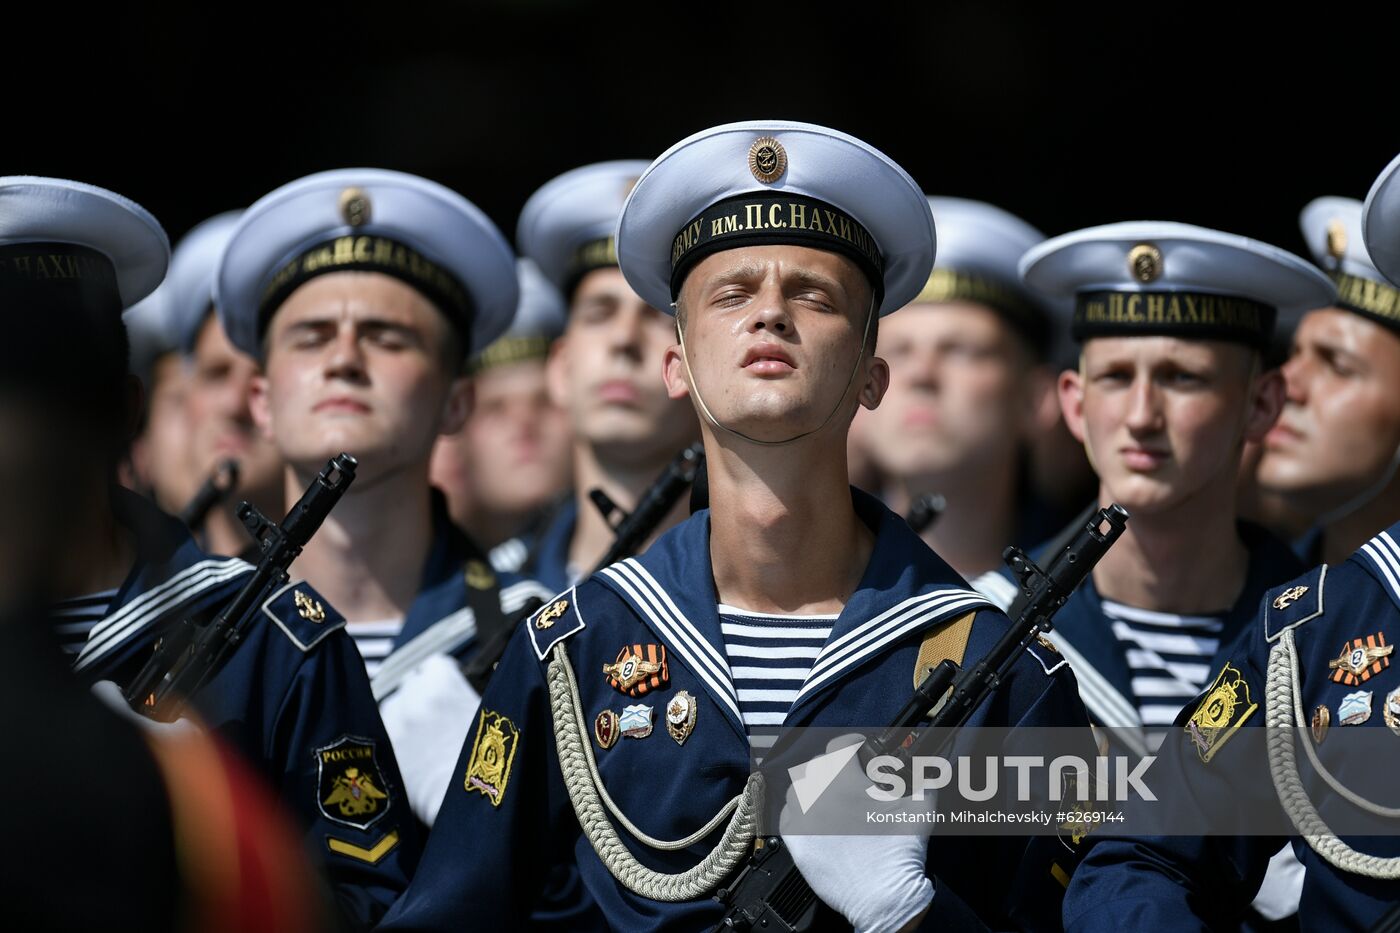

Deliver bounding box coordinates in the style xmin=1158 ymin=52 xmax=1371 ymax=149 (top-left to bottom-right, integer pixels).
xmin=713 ymin=504 xmax=1130 ymax=931
xmin=125 ymin=454 xmax=357 ymax=721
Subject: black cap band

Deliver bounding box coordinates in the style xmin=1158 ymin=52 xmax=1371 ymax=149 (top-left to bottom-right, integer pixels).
xmin=565 ymin=236 xmax=620 ymax=297
xmin=466 ymin=334 xmax=552 ymax=375
xmin=915 ymin=267 xmax=1050 ymax=350
xmin=0 ymin=242 xmax=122 ymax=320
xmin=1332 ymin=271 xmax=1400 ymax=334
xmin=1073 ymin=290 xmax=1275 ymax=347
xmin=669 ymin=193 xmax=885 ymax=303
xmin=259 ymin=234 xmax=476 ymax=350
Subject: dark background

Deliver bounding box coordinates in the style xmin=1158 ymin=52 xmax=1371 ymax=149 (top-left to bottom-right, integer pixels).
xmin=7 ymin=1 xmax=1398 ymax=255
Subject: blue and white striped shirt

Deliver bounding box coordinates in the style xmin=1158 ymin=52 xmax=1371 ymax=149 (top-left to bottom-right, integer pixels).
xmin=719 ymin=604 xmax=836 ymax=753
xmin=1102 ymin=598 xmax=1223 ymax=740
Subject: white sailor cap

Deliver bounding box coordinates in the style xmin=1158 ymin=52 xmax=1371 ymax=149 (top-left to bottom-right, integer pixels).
xmin=1298 ymin=196 xmax=1400 ymax=335
xmin=467 ymin=259 xmax=567 ymax=374
xmin=616 ymin=120 xmax=935 ymax=317
xmin=216 ymin=168 xmax=517 ymax=361
xmin=166 ymin=210 xmax=242 ymax=353
xmin=1363 ymin=152 xmax=1400 ymax=288
xmin=516 ymin=160 xmax=650 ymax=296
xmin=1019 ymin=221 xmax=1335 ymax=348
xmin=0 ymin=175 xmax=169 ymax=315
xmin=122 ymin=286 xmax=178 ymax=382
xmin=914 ymin=197 xmax=1070 ymax=351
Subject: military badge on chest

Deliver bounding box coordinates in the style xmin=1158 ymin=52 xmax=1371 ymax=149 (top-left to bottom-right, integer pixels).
xmin=603 ymin=643 xmax=669 ymax=696
xmin=1328 ymin=632 xmax=1393 ymax=685
xmin=314 ymin=735 xmax=391 ymax=830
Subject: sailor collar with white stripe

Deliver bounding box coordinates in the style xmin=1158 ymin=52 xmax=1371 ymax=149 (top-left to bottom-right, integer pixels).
xmin=594 ymin=486 xmax=991 ymax=735
xmin=1353 ymin=524 xmax=1400 ymax=615
xmin=74 ymin=490 xmax=252 ymax=678
xmin=1023 ymin=520 xmax=1301 ymax=734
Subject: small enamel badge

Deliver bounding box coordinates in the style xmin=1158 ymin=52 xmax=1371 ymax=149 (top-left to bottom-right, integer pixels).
xmin=665 ymin=691 xmax=697 ymax=745
xmin=603 ymin=644 xmax=669 ymax=697
xmin=1385 ymin=688 xmax=1400 ymax=736
xmin=1311 ymin=705 xmax=1330 ymax=744
xmin=1339 ymin=690 xmax=1373 ymax=726
xmin=1328 ymin=632 xmax=1392 ymax=685
xmin=1185 ymin=663 xmax=1258 ymax=762
xmin=619 ymin=704 xmax=654 ymax=739
xmin=594 ymin=710 xmax=619 ymax=750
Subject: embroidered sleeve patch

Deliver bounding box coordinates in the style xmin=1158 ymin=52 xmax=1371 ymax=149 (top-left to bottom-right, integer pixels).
xmin=314 ymin=735 xmax=391 ymax=830
xmin=464 ymin=708 xmax=520 ymax=807
xmin=1184 ymin=663 xmax=1258 ymax=763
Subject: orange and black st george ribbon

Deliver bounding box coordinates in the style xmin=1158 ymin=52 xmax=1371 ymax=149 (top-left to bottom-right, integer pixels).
xmin=603 ymin=644 xmax=670 ymax=697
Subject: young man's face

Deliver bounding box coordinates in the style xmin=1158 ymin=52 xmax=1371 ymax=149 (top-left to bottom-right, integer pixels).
xmin=186 ymin=314 xmax=282 ymax=494
xmin=665 ymin=244 xmax=888 ymax=443
xmin=129 ymin=352 xmax=198 ymax=513
xmin=251 ymin=271 xmax=470 ymax=483
xmin=857 ymin=301 xmax=1039 ymax=480
xmin=1255 ymin=308 xmax=1400 ymax=514
xmin=430 ymin=358 xmax=572 ymax=523
xmin=1060 ymin=336 xmax=1282 ymax=516
xmin=547 ymin=267 xmax=696 ymax=462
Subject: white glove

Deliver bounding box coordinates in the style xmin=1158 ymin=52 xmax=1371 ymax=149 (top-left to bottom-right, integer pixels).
xmin=780 ymin=737 xmax=934 ymax=933
xmin=378 ymin=653 xmax=481 ymax=825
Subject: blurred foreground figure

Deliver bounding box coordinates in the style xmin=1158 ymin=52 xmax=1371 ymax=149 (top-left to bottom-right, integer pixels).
xmin=0 ymin=175 xmax=417 ymax=929
xmin=430 ymin=258 xmax=572 ymax=548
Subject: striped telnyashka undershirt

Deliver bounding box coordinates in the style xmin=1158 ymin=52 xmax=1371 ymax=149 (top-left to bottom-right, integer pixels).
xmin=718 ymin=603 xmax=836 ymax=753
xmin=1102 ymin=598 xmax=1223 ymax=747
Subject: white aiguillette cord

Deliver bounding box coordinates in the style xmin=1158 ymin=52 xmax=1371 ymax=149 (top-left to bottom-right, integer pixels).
xmin=1266 ymin=629 xmax=1400 ymax=879
xmin=674 ymin=293 xmax=877 ymax=448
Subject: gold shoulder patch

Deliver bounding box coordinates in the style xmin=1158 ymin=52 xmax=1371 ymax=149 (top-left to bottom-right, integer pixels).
xmin=465 ymin=708 xmax=520 ymax=807
xmin=1185 ymin=663 xmax=1258 ymax=762
xmin=535 ymin=599 xmax=569 ymax=630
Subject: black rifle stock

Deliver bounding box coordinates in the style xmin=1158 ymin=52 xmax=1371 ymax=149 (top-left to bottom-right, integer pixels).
xmin=461 ymin=443 xmax=706 ymax=692
xmin=124 ymin=454 xmax=357 ymax=722
xmin=713 ymin=504 xmax=1130 ymax=932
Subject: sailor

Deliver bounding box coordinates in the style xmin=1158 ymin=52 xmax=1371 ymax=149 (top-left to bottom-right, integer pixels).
xmin=972 ymin=221 xmax=1333 ymax=762
xmin=167 ymin=211 xmax=285 ymax=556
xmin=1244 ymin=187 xmax=1400 ymax=567
xmin=430 ymin=258 xmax=572 ymax=550
xmin=492 ymin=161 xmax=701 ymax=591
xmin=215 ymin=169 xmax=553 ymax=825
xmin=380 ymin=121 xmax=1091 ymax=931
xmin=852 ymin=197 xmax=1071 ymax=577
